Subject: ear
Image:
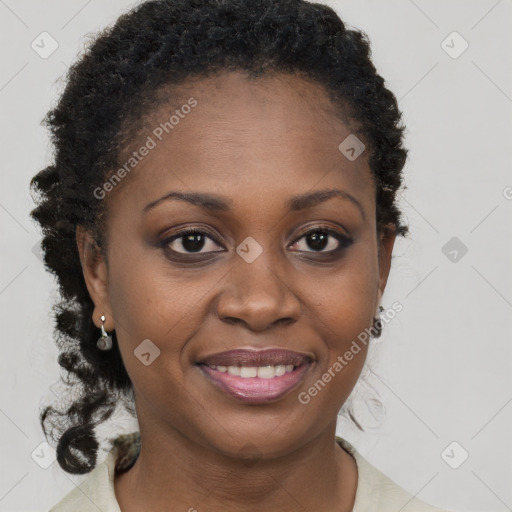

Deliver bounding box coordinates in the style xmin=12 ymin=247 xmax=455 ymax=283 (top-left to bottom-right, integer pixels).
xmin=376 ymin=225 xmax=397 ymax=308
xmin=76 ymin=226 xmax=114 ymax=331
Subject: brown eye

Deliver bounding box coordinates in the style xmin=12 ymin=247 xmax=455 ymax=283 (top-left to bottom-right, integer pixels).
xmin=163 ymin=229 xmax=224 ymax=255
xmin=289 ymin=228 xmax=353 ymax=254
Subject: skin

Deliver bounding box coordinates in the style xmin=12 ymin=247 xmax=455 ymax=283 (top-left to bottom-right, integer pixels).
xmin=77 ymin=70 xmax=396 ymax=512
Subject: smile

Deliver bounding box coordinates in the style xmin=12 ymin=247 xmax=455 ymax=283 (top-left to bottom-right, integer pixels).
xmin=197 ymin=349 xmax=313 ymax=403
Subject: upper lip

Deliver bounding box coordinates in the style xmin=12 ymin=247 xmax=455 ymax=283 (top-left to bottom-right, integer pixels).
xmin=197 ymin=349 xmax=313 ymax=367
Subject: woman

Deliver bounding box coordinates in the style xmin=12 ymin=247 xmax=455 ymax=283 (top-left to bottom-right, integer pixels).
xmin=31 ymin=0 xmax=452 ymax=510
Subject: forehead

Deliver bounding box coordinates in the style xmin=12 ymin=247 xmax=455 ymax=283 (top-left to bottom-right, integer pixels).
xmin=139 ymin=70 xmax=358 ymax=145
xmin=109 ymin=70 xmax=374 ymax=219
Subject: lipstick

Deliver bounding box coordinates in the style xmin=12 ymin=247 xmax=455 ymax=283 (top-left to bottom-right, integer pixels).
xmin=197 ymin=349 xmax=312 ymax=403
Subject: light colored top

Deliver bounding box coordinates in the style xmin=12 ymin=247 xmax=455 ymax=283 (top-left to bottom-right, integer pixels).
xmin=49 ymin=432 xmax=451 ymax=512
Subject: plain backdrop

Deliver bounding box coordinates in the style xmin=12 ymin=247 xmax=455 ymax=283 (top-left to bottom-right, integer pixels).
xmin=1 ymin=1 xmax=511 ymax=511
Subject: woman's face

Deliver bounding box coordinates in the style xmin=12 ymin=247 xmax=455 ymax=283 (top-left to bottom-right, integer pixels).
xmin=81 ymin=71 xmax=395 ymax=458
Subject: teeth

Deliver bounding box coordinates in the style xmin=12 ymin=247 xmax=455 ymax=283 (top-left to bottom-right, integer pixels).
xmin=240 ymin=366 xmax=258 ymax=378
xmin=257 ymin=366 xmax=275 ymax=379
xmin=207 ymin=364 xmax=296 ymax=378
xmin=275 ymin=365 xmax=286 ymax=377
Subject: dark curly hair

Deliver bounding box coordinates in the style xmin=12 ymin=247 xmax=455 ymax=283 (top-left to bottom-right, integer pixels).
xmin=30 ymin=0 xmax=408 ymax=475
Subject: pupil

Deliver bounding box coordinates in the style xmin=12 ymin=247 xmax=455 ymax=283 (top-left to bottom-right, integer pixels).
xmin=183 ymin=233 xmax=205 ymax=252
xmin=308 ymin=231 xmax=328 ymax=251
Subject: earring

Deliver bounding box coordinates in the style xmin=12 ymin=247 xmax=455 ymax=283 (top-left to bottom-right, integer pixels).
xmin=97 ymin=314 xmax=113 ymax=350
xmin=372 ymin=305 xmax=385 ymax=338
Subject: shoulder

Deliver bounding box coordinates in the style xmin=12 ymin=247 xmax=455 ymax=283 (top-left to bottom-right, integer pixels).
xmin=48 ymin=432 xmax=140 ymax=512
xmin=336 ymin=437 xmax=454 ymax=512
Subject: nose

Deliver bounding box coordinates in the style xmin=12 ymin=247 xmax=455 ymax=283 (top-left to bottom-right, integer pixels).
xmin=215 ymin=251 xmax=301 ymax=332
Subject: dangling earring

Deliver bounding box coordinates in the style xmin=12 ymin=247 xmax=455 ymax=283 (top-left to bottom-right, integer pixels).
xmin=97 ymin=314 xmax=113 ymax=350
xmin=372 ymin=305 xmax=385 ymax=338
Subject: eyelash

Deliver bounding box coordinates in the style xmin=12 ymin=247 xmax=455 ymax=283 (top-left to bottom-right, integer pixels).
xmin=159 ymin=226 xmax=353 ymax=261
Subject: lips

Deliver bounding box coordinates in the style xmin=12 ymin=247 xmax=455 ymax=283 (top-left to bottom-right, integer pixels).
xmin=196 ymin=349 xmax=313 ymax=403
xmin=198 ymin=348 xmax=312 ymax=368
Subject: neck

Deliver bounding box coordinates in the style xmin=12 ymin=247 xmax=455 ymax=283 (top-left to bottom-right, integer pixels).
xmin=114 ymin=421 xmax=357 ymax=512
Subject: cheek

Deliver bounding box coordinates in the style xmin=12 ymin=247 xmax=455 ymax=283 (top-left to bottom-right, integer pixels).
xmin=302 ymin=240 xmax=378 ymax=390
xmin=106 ymin=266 xmax=201 ymax=413
xmin=308 ymin=241 xmax=378 ymax=338
xmin=106 ymin=244 xmax=218 ymax=373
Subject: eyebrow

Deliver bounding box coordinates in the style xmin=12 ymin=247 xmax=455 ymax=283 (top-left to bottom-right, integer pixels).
xmin=143 ymin=188 xmax=365 ymax=220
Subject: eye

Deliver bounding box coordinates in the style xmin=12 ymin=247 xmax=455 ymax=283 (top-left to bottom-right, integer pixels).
xmin=162 ymin=229 xmax=224 ymax=255
xmin=159 ymin=225 xmax=352 ymax=261
xmin=289 ymin=227 xmax=353 ymax=254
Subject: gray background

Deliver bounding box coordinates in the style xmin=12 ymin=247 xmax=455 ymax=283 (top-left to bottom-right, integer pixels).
xmin=0 ymin=0 xmax=511 ymax=511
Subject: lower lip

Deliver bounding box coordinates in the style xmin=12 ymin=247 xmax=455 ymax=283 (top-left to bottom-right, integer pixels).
xmin=198 ymin=364 xmax=310 ymax=403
